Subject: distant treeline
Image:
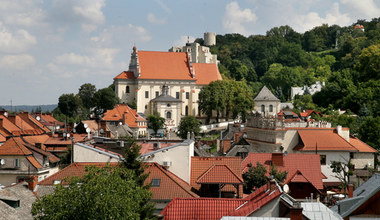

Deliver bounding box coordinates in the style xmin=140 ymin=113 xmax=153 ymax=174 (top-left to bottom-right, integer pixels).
xmin=0 ymin=105 xmax=57 ymax=113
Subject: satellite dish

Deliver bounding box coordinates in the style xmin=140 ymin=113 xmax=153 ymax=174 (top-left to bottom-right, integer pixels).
xmin=0 ymin=159 xmax=5 ymax=165
xmin=86 ymin=127 xmax=91 ymax=133
xmin=119 ymin=122 xmax=123 ymax=126
xmin=36 ymin=116 xmax=40 ymax=121
xmin=283 ymin=184 xmax=289 ymax=193
xmin=4 ymin=112 xmax=8 ymax=117
xmin=67 ymin=133 xmax=71 ymax=138
xmin=84 ymin=123 xmax=88 ymax=128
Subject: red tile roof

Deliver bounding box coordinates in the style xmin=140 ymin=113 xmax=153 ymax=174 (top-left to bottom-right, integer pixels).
xmin=114 ymin=49 xmax=222 ymax=85
xmin=102 ymin=104 xmax=146 ymax=128
xmin=22 ymin=134 xmax=50 ymax=145
xmin=191 ymin=157 xmax=242 ymax=190
xmin=160 ymin=183 xmax=283 ymax=219
xmin=299 ymin=110 xmax=321 ymax=117
xmin=160 ymin=198 xmax=246 ymax=220
xmin=26 ymin=155 xmax=42 ymax=169
xmin=146 ymin=163 xmax=199 ymax=200
xmin=242 ymin=153 xmax=323 ymax=190
xmin=35 ymin=113 xmax=64 ymax=126
xmin=17 ymin=112 xmax=50 ymax=133
xmin=196 ymin=165 xmax=243 ymax=184
xmin=139 ymin=142 xmax=178 ymax=155
xmin=192 ymin=63 xmax=222 ymax=85
xmin=0 ymin=137 xmax=32 ymax=155
xmin=38 ymin=162 xmax=119 ymax=185
xmin=349 ymin=136 xmax=377 ymax=153
xmin=0 ymin=115 xmax=22 ymax=136
xmin=295 ymin=129 xmax=358 ymax=152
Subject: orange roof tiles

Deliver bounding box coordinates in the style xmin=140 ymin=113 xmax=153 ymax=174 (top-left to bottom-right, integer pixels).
xmin=160 ymin=198 xmax=246 ymax=220
xmin=146 ymin=163 xmax=199 ymax=200
xmin=26 ymin=155 xmax=42 ymax=169
xmin=192 ymin=63 xmax=222 ymax=85
xmin=138 ymin=51 xmax=194 ymax=81
xmin=196 ymin=165 xmax=243 ymax=184
xmin=299 ymin=110 xmax=321 ymax=118
xmin=36 ymin=113 xmax=64 ymax=126
xmin=349 ymin=136 xmax=377 ymax=153
xmin=22 ymin=134 xmax=50 ymax=145
xmin=38 ymin=162 xmax=119 ymax=185
xmin=17 ymin=112 xmax=50 ymax=133
xmin=0 ymin=137 xmax=32 ymax=156
xmin=296 ymin=130 xmax=358 ymax=151
xmin=191 ymin=157 xmax=242 ymax=190
xmin=114 ymin=49 xmax=222 ymax=85
xmin=102 ymin=104 xmax=146 ymax=128
xmin=242 ymin=153 xmax=323 ymax=190
xmin=0 ymin=115 xmax=22 ymax=136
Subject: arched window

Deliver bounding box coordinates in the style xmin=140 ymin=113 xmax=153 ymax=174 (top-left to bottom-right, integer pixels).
xmin=261 ymin=105 xmax=265 ymax=112
xmin=166 ymin=111 xmax=172 ymax=119
xmin=185 ymin=106 xmax=189 ymax=116
xmin=126 ymin=86 xmax=130 ymax=93
xmin=269 ymin=105 xmax=273 ymax=112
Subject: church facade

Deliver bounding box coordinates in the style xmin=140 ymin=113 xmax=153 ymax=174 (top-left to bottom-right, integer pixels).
xmin=113 ymin=46 xmax=222 ymax=129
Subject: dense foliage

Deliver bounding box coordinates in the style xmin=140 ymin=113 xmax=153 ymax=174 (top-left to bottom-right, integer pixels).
xmin=178 ymin=116 xmax=201 ymax=139
xmin=31 ymin=165 xmax=153 ymax=220
xmin=196 ymin=17 xmax=380 ymax=150
xmin=147 ymin=112 xmax=166 ymax=135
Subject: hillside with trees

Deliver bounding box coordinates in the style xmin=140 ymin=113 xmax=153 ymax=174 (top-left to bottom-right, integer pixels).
xmin=196 ymin=17 xmax=380 ymax=150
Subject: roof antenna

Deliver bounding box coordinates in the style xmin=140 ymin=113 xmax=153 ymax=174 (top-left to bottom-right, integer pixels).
xmin=187 ymin=36 xmax=190 ymax=43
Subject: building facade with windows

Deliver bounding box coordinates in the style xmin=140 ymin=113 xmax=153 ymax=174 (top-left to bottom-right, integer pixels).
xmin=114 ymin=46 xmax=222 ymax=128
xmin=253 ymin=86 xmax=281 ymax=116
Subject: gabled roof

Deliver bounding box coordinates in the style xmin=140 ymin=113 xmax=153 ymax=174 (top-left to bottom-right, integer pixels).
xmin=35 ymin=113 xmax=64 ymax=126
xmin=332 ymin=174 xmax=380 ymax=218
xmin=254 ymin=86 xmax=279 ymax=101
xmin=160 ymin=198 xmax=246 ymax=220
xmin=26 ymin=155 xmax=42 ymax=169
xmin=17 ymin=112 xmax=50 ymax=133
xmin=151 ymin=94 xmax=181 ymax=102
xmin=102 ymin=104 xmax=146 ymax=128
xmin=295 ymin=129 xmax=358 ymax=152
xmin=0 ymin=137 xmax=32 ymax=156
xmin=114 ymin=49 xmax=222 ymax=85
xmin=147 ymin=162 xmax=199 ymax=200
xmin=242 ymin=153 xmax=323 ymax=190
xmin=191 ymin=157 xmax=242 ymax=190
xmin=0 ymin=115 xmax=22 ymax=136
xmin=196 ymin=165 xmax=243 ymax=184
xmin=299 ymin=110 xmax=322 ymax=118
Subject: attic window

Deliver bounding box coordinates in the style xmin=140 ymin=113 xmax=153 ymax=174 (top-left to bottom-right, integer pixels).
xmin=152 ymin=179 xmax=160 ymax=187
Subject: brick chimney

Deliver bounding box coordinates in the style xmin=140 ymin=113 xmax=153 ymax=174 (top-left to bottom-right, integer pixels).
xmin=272 ymin=153 xmax=284 ymax=166
xmin=347 ymin=184 xmax=354 ymax=198
xmin=8 ymin=115 xmax=16 ymax=124
xmin=290 ymin=202 xmax=303 ymax=220
xmin=28 ymin=176 xmax=38 ymax=191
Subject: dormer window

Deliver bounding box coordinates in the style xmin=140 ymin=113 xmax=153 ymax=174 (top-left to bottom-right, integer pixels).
xmin=152 ymin=179 xmax=160 ymax=187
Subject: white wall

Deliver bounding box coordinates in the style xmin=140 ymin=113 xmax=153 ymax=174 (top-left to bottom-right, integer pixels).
xmin=73 ymin=143 xmax=120 ymax=163
xmin=142 ymin=141 xmax=194 ymax=183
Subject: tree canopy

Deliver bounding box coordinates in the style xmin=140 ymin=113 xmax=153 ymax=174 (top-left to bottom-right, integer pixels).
xmin=31 ymin=165 xmax=154 ymax=220
xmin=147 ymin=112 xmax=166 ymax=135
xmin=178 ymin=116 xmax=201 ymax=139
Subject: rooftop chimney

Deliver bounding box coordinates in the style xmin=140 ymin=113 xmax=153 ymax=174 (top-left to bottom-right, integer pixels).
xmin=347 ymin=184 xmax=354 ymax=198
xmin=28 ymin=176 xmax=38 ymax=191
xmin=8 ymin=115 xmax=16 ymax=124
xmin=272 ymin=153 xmax=284 ymax=166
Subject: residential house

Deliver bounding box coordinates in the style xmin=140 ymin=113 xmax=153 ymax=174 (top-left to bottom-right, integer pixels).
xmin=33 ymin=113 xmax=64 ymax=133
xmin=191 ymin=156 xmax=243 ymax=198
xmin=0 ymin=137 xmax=59 ymax=186
xmin=332 ymin=174 xmax=380 ymax=219
xmin=113 ymin=46 xmax=222 ymax=124
xmin=241 ymin=153 xmax=324 ymax=200
xmin=299 ymin=110 xmax=323 ymax=122
xmin=102 ymin=104 xmax=147 ymax=137
xmin=291 ymin=81 xmax=325 ymax=100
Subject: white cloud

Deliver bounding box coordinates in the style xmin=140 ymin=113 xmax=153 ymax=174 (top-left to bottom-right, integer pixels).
xmin=51 ymin=0 xmax=106 ymax=32
xmin=340 ymin=0 xmax=380 ymax=20
xmin=147 ymin=13 xmax=167 ymax=25
xmin=154 ymin=0 xmax=172 ymax=14
xmin=0 ymin=24 xmax=37 ymax=53
xmin=173 ymin=36 xmax=196 ymax=47
xmin=0 ymin=54 xmax=35 ymax=70
xmin=0 ymin=0 xmax=45 ymax=27
xmin=223 ymin=2 xmax=257 ymax=35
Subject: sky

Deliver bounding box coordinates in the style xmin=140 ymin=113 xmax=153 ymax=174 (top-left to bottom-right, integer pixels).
xmin=0 ymin=0 xmax=379 ymax=106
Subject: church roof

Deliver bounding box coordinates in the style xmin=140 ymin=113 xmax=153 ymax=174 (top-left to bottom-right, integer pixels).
xmin=151 ymin=94 xmax=181 ymax=102
xmin=114 ymin=49 xmax=222 ymax=85
xmin=254 ymin=86 xmax=280 ymax=101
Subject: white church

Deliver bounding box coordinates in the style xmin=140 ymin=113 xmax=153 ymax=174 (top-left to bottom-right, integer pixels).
xmin=113 ymin=33 xmax=222 ymax=129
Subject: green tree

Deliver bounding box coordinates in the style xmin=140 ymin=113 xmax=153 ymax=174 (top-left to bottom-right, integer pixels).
xmin=356 ymin=44 xmax=380 ymax=80
xmin=178 ymin=116 xmax=201 ymax=139
xmin=358 ymin=116 xmax=380 ymax=150
xmin=31 ymin=165 xmax=154 ymax=220
xmin=78 ymin=83 xmax=97 ymax=109
xmin=330 ymin=160 xmax=354 ymax=195
xmin=147 ymin=112 xmax=165 ymax=135
xmin=269 ymin=165 xmax=288 ymax=184
xmin=58 ymin=93 xmax=79 ymax=117
xmin=93 ymin=87 xmax=119 ymax=116
xmin=243 ymin=162 xmax=267 ymax=194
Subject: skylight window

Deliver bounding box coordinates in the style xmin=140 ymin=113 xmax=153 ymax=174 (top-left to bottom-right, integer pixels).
xmin=152 ymin=179 xmax=160 ymax=187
